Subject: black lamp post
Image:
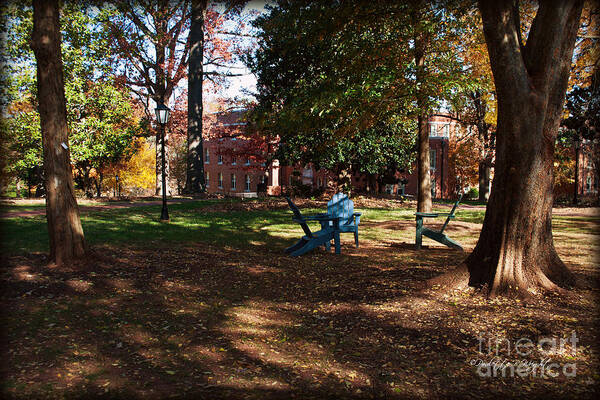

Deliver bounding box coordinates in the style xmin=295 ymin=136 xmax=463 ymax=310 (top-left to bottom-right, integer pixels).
xmin=115 ymin=174 xmax=119 ymax=198
xmin=573 ymin=133 xmax=581 ymax=205
xmin=155 ymin=103 xmax=171 ymax=221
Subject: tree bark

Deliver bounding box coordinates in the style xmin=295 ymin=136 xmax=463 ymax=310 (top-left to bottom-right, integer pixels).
xmin=185 ymin=0 xmax=208 ymax=194
xmin=31 ymin=0 xmax=85 ymax=266
xmin=413 ymin=10 xmax=431 ymax=213
xmin=467 ymin=0 xmax=583 ymax=297
xmin=415 ymin=95 xmax=431 ymax=211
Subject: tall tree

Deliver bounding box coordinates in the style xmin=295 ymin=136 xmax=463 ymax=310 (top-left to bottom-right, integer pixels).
xmin=185 ymin=0 xmax=251 ymax=194
xmin=248 ymin=1 xmax=412 ymax=186
xmin=185 ymin=0 xmax=208 ymax=194
xmin=411 ymin=3 xmax=432 ymax=212
xmin=31 ymin=0 xmax=85 ymax=265
xmin=466 ymin=0 xmax=584 ymax=296
xmin=248 ymin=1 xmax=468 ymax=194
xmin=106 ymin=0 xmax=192 ymax=195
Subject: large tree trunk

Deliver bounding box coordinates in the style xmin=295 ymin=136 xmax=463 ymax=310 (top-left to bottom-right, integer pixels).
xmin=467 ymin=0 xmax=583 ymax=297
xmin=185 ymin=0 xmax=208 ymax=194
xmin=413 ymin=10 xmax=431 ymax=213
xmin=31 ymin=0 xmax=85 ymax=266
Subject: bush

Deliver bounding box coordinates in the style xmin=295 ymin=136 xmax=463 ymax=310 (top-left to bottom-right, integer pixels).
xmin=466 ymin=187 xmax=479 ymax=199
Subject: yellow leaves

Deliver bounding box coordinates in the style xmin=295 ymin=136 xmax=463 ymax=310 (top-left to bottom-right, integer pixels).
xmin=110 ymin=138 xmax=155 ymax=194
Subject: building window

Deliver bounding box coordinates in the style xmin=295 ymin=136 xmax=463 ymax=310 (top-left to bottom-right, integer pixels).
xmin=443 ymin=124 xmax=449 ymax=137
xmin=218 ymin=154 xmax=223 ymax=165
xmin=429 ymin=123 xmax=437 ymax=137
xmin=430 ymin=149 xmax=437 ymax=170
xmin=205 ymin=171 xmax=209 ymax=187
xmin=245 ymin=158 xmax=250 ymax=166
xmin=205 ymin=148 xmax=210 ymax=163
xmin=245 ymin=175 xmax=251 ymax=191
xmin=232 ymin=155 xmax=237 ymax=165
xmin=231 ymin=173 xmax=237 ymax=190
xmin=586 ymin=175 xmax=592 ymax=193
xmin=218 ymin=172 xmax=223 ymax=188
xmin=317 ymin=177 xmax=322 ymax=187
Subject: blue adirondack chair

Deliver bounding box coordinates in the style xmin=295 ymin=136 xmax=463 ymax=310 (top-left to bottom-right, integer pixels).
xmin=415 ymin=194 xmax=463 ymax=251
xmin=284 ymin=197 xmax=341 ymax=256
xmin=321 ymin=192 xmax=362 ymax=249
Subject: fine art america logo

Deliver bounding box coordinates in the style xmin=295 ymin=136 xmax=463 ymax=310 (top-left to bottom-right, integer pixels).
xmin=470 ymin=332 xmax=578 ymax=378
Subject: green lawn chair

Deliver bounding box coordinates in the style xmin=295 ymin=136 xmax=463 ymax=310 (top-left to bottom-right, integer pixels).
xmin=415 ymin=194 xmax=463 ymax=251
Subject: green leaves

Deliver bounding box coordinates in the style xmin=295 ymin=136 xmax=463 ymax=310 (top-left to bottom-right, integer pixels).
xmin=247 ymin=1 xmax=474 ymax=180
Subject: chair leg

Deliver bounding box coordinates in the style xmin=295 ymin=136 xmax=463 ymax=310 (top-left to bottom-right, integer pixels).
xmin=354 ymin=230 xmax=359 ymax=248
xmin=334 ymin=231 xmax=341 ymax=254
xmin=415 ymin=217 xmax=423 ymax=250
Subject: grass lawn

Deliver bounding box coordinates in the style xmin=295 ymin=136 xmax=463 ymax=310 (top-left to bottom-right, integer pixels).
xmin=1 ymin=197 xmax=599 ymax=399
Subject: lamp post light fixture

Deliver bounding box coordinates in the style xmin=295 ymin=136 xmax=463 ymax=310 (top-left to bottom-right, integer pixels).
xmin=155 ymin=103 xmax=171 ymax=221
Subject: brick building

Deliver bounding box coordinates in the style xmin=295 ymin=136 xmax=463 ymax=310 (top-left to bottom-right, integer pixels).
xmin=202 ymin=110 xmax=274 ymax=197
xmin=200 ymin=109 xmax=599 ymax=204
xmin=203 ymin=110 xmax=466 ymax=198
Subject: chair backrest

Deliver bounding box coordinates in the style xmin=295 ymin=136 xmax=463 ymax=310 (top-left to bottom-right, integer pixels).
xmin=285 ymin=197 xmax=313 ymax=237
xmin=327 ymin=193 xmax=354 ymax=225
xmin=440 ymin=193 xmax=463 ymax=233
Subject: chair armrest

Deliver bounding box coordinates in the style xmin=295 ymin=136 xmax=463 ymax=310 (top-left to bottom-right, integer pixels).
xmin=415 ymin=212 xmax=440 ymax=218
xmin=309 ymin=215 xmax=340 ymax=229
xmin=304 ymin=214 xmax=333 ymax=221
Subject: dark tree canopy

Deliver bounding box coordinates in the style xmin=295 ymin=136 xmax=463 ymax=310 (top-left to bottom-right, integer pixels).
xmin=247 ymin=0 xmax=473 ymax=195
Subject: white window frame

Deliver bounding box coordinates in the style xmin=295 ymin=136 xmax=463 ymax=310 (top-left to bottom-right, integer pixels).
xmin=205 ymin=171 xmax=209 ymax=187
xmin=205 ymin=148 xmax=210 ymax=164
xmin=218 ymin=172 xmax=223 ymax=188
xmin=245 ymin=175 xmax=251 ymax=192
xmin=430 ymin=149 xmax=437 ymax=171
xmin=231 ymin=173 xmax=237 ymax=190
xmin=218 ymin=154 xmax=223 ymax=165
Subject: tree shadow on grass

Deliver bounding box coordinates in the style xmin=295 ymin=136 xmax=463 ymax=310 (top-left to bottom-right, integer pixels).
xmin=0 ymin=245 xmax=491 ymax=399
xmin=1 ymin=205 xmax=599 ymax=399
